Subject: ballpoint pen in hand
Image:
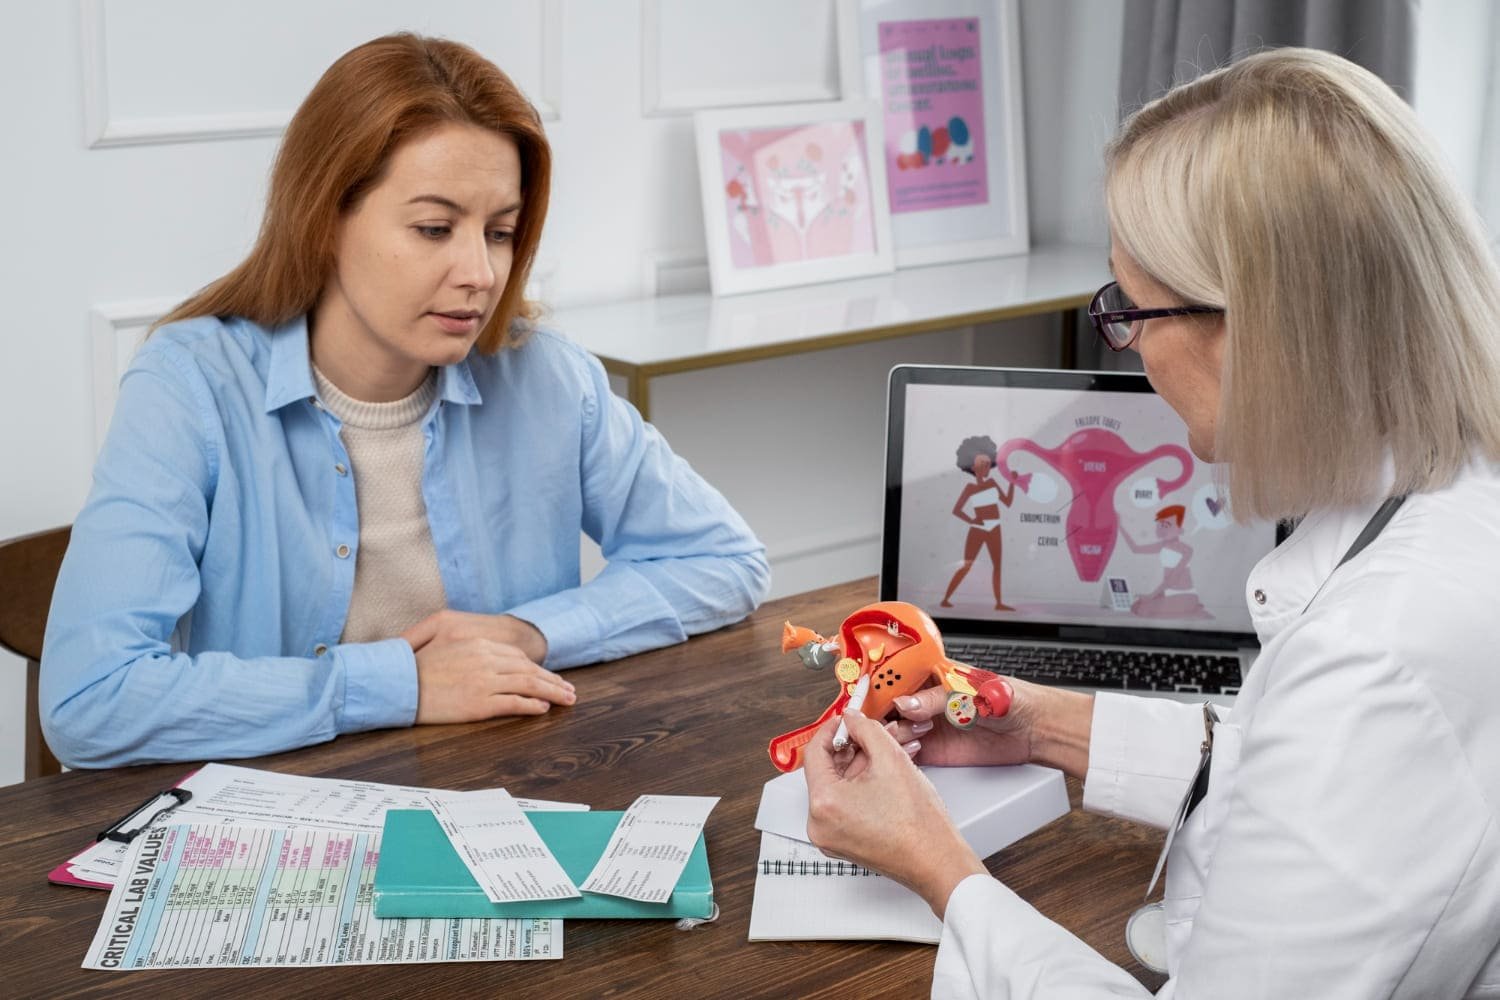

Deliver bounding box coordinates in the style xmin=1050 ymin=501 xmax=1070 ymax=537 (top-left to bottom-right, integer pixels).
xmin=831 ymin=673 xmax=871 ymax=751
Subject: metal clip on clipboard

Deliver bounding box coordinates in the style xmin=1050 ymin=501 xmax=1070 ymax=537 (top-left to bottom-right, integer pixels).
xmin=96 ymin=787 xmax=193 ymax=844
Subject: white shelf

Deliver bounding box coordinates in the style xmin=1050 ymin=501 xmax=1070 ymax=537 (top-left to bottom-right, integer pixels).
xmin=552 ymin=243 xmax=1109 ymax=417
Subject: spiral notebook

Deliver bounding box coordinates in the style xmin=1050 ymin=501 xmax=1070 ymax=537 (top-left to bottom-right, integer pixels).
xmin=748 ymin=831 xmax=943 ymax=944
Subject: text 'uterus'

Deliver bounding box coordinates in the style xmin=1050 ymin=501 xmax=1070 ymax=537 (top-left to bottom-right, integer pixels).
xmin=996 ymin=429 xmax=1193 ymax=581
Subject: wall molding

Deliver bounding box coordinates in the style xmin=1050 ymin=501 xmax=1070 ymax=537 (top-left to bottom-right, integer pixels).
xmin=640 ymin=0 xmax=841 ymax=116
xmin=767 ymin=526 xmax=880 ymax=565
xmin=89 ymin=297 xmax=175 ymax=451
xmin=79 ymin=0 xmax=562 ymax=149
xmin=641 ymin=250 xmax=710 ymax=297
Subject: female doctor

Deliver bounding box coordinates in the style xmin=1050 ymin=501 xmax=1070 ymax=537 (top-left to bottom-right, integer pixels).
xmin=41 ymin=34 xmax=769 ymax=768
xmin=803 ymin=48 xmax=1500 ymax=998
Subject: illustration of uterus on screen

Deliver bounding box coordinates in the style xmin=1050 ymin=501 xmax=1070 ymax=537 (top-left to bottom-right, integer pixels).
xmin=996 ymin=429 xmax=1193 ymax=581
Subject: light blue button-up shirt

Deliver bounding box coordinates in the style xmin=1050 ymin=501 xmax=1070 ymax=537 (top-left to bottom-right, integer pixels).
xmin=41 ymin=315 xmax=769 ymax=768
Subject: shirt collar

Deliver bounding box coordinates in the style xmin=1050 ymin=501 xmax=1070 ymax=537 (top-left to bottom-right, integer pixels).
xmin=435 ymin=354 xmax=482 ymax=406
xmin=1244 ymin=455 xmax=1399 ymax=642
xmin=263 ymin=314 xmax=484 ymax=413
xmin=264 ymin=315 xmax=317 ymax=413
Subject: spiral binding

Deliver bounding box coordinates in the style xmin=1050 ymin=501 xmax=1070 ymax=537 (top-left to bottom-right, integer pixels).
xmin=759 ymin=859 xmax=878 ymax=877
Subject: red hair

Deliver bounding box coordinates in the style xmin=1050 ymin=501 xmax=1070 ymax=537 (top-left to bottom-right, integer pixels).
xmin=1155 ymin=505 xmax=1186 ymax=527
xmin=156 ymin=33 xmax=551 ymax=354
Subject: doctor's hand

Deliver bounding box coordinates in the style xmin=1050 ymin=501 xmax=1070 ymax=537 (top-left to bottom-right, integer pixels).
xmin=403 ymin=612 xmax=574 ymax=724
xmin=804 ymin=713 xmax=987 ymax=918
xmin=882 ymin=680 xmax=1095 ymax=780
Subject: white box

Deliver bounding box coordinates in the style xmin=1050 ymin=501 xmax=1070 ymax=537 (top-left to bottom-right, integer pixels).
xmin=754 ymin=762 xmax=1069 ymax=861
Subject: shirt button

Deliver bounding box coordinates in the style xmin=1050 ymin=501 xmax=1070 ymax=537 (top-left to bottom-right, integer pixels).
xmin=335 ymin=463 xmax=348 ymax=476
xmin=313 ymin=643 xmax=329 ymax=656
xmin=1253 ymin=589 xmax=1267 ymax=605
xmin=336 ymin=543 xmax=351 ymax=559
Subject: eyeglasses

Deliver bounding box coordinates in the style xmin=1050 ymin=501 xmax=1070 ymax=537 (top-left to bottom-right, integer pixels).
xmin=1088 ymin=281 xmax=1224 ymax=352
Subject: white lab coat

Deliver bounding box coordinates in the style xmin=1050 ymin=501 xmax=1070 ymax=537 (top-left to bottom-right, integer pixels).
xmin=933 ymin=460 xmax=1500 ymax=999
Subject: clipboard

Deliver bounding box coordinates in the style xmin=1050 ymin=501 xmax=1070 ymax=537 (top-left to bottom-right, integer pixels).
xmin=48 ymin=768 xmax=200 ymax=889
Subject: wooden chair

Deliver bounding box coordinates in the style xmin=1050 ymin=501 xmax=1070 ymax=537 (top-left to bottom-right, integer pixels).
xmin=0 ymin=526 xmax=70 ymax=778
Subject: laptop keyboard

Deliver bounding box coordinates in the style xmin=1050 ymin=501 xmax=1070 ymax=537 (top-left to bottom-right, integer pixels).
xmin=944 ymin=640 xmax=1242 ymax=696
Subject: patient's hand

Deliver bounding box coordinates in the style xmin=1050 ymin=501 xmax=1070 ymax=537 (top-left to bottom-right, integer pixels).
xmin=402 ymin=611 xmax=573 ymax=724
xmin=403 ymin=610 xmax=548 ymax=663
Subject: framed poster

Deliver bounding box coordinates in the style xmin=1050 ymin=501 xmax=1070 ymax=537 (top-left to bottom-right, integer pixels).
xmin=694 ymin=101 xmax=896 ymax=296
xmin=837 ymin=0 xmax=1029 ymax=267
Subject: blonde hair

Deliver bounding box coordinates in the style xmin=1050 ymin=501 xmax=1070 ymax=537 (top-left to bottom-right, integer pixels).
xmin=1106 ymin=47 xmax=1500 ymax=521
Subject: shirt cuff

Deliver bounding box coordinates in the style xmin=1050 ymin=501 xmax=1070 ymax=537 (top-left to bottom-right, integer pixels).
xmin=505 ymin=590 xmax=603 ymax=670
xmin=944 ymin=872 xmax=1022 ymax=922
xmin=1082 ymin=692 xmax=1206 ymax=829
xmin=937 ymin=871 xmax=1153 ymax=997
xmin=335 ymin=637 xmax=419 ymax=732
xmin=935 ymin=874 xmax=1046 ymax=994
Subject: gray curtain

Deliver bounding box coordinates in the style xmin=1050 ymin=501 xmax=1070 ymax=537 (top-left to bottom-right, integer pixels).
xmin=1119 ymin=0 xmax=1416 ymax=115
xmin=1080 ymin=0 xmax=1416 ymax=372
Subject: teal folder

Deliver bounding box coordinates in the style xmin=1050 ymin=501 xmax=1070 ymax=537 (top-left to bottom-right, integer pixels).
xmin=373 ymin=809 xmax=714 ymax=920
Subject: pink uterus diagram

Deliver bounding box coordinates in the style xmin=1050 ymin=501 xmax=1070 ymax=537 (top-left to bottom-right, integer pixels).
xmin=996 ymin=429 xmax=1193 ymax=581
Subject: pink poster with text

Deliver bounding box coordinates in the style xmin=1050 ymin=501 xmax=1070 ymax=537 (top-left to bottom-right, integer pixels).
xmin=879 ymin=18 xmax=988 ymax=213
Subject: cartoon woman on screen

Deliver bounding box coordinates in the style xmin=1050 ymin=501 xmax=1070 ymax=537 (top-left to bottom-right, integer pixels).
xmin=940 ymin=435 xmax=1016 ymax=611
xmin=1118 ymin=505 xmax=1211 ymax=619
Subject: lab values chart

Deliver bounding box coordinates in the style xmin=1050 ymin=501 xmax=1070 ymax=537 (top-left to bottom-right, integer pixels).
xmin=84 ymin=823 xmax=560 ymax=969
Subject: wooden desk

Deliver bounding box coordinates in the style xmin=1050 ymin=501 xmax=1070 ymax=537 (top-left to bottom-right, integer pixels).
xmin=554 ymin=245 xmax=1109 ymax=419
xmin=0 ymin=579 xmax=1165 ymax=998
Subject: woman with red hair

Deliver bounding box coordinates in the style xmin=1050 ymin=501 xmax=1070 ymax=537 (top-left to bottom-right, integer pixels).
xmin=41 ymin=34 xmax=768 ymax=768
xmin=1118 ymin=503 xmax=1207 ymax=618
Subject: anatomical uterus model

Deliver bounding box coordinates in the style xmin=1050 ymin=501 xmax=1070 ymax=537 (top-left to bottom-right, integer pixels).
xmin=996 ymin=429 xmax=1192 ymax=581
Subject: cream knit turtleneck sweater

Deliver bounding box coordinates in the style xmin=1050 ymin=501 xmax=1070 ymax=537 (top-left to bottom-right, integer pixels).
xmin=313 ymin=366 xmax=447 ymax=644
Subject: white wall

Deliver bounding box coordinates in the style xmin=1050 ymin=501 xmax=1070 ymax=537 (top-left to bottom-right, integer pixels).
xmin=2 ymin=0 xmax=1333 ymax=787
xmin=1412 ymin=0 xmax=1495 ymax=205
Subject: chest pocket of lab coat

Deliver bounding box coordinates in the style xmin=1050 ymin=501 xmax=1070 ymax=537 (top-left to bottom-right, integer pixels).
xmin=1163 ymin=721 xmax=1244 ymax=959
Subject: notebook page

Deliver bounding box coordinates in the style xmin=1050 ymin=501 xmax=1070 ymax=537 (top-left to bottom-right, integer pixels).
xmin=747 ymin=832 xmax=942 ymax=944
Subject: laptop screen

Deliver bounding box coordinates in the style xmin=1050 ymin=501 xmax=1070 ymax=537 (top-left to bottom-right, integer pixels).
xmin=881 ymin=366 xmax=1279 ymax=650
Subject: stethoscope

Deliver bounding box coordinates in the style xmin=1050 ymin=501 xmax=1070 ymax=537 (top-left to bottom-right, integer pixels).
xmin=1124 ymin=495 xmax=1407 ymax=975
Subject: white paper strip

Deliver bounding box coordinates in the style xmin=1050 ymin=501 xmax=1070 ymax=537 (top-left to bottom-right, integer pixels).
xmin=580 ymin=794 xmax=719 ymax=902
xmin=425 ymin=792 xmax=581 ymax=903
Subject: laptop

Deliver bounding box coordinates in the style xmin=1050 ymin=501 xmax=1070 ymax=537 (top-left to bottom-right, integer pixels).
xmin=880 ymin=365 xmax=1282 ymax=702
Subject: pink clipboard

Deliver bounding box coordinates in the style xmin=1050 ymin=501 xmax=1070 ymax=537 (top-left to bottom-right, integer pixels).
xmin=48 ymin=767 xmax=201 ymax=890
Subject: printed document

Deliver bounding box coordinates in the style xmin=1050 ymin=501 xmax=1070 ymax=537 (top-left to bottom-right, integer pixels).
xmin=82 ymin=823 xmax=559 ymax=969
xmin=424 ymin=791 xmax=582 ymax=903
xmin=580 ymin=795 xmax=719 ymax=902
xmin=63 ymin=763 xmax=582 ymax=888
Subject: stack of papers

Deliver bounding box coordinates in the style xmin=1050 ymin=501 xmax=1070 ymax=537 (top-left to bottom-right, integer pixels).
xmin=55 ymin=763 xmax=574 ymax=890
xmin=83 ymin=822 xmax=559 ymax=969
xmin=69 ymin=764 xmax=721 ymax=971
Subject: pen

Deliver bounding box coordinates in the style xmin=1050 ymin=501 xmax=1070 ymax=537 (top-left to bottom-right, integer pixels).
xmin=832 ymin=674 xmax=870 ymax=750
